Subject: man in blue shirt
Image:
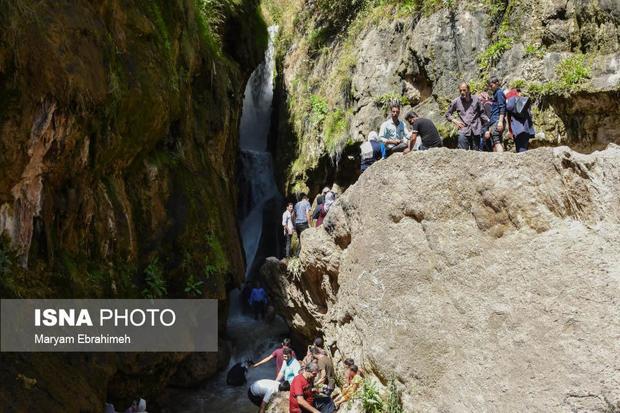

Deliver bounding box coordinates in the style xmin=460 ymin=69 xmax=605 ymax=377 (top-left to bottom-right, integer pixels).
xmin=275 ymin=347 xmax=301 ymax=384
xmin=249 ymin=282 xmax=268 ymax=320
xmin=485 ymin=76 xmax=505 ymax=152
xmin=293 ymin=194 xmax=311 ymax=254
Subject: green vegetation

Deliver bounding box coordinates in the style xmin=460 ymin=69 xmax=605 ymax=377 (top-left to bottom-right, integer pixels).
xmin=521 ymin=54 xmax=592 ymax=97
xmin=287 ymin=257 xmax=303 ymax=278
xmin=524 ymin=43 xmax=545 ymax=58
xmin=184 ymin=274 xmax=205 ymax=296
xmin=142 ymin=257 xmax=168 ymax=298
xmin=478 ymin=35 xmax=513 ymax=71
xmin=359 ymin=379 xmax=385 ymax=413
xmin=376 ymin=92 xmax=410 ymax=109
xmin=386 ymin=377 xmax=404 ymax=413
xmin=310 ymin=94 xmax=330 ymax=125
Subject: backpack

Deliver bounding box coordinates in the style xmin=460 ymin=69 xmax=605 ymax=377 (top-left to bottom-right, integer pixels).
xmin=510 ymin=96 xmax=531 ymax=117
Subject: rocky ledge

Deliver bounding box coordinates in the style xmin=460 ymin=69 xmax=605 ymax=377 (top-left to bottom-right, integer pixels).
xmin=263 ymin=145 xmax=620 ymax=412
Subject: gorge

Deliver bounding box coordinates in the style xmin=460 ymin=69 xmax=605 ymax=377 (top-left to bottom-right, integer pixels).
xmin=0 ymin=0 xmax=619 ymax=412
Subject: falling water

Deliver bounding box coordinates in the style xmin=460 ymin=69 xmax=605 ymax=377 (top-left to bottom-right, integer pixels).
xmin=162 ymin=26 xmax=288 ymax=413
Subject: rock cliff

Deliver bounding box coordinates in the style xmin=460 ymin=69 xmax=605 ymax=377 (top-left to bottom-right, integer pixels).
xmin=264 ymin=0 xmax=620 ymax=194
xmin=263 ymin=145 xmax=620 ymax=411
xmin=0 ymin=0 xmax=265 ymax=410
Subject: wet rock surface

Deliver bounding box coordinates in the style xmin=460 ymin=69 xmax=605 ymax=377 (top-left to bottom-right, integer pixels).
xmin=264 ymin=145 xmax=620 ymax=411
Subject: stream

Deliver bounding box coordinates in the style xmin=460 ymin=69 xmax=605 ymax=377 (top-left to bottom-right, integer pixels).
xmin=163 ymin=26 xmax=286 ymax=413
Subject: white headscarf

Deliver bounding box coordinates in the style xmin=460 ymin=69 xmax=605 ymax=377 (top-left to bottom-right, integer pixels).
xmin=368 ymin=131 xmax=378 ymax=141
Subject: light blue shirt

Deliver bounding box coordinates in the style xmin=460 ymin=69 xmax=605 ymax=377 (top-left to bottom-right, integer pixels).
xmin=378 ymin=118 xmax=410 ymax=144
xmin=278 ymin=358 xmax=301 ymax=383
xmin=294 ymin=200 xmax=311 ymax=224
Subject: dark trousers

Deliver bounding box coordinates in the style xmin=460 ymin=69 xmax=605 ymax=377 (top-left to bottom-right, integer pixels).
xmin=284 ymin=233 xmax=292 ymax=258
xmin=314 ymin=395 xmax=336 ymax=413
xmin=295 ymin=222 xmax=309 ymax=255
xmin=514 ymin=133 xmax=531 ymax=152
xmin=252 ymin=301 xmax=266 ymax=320
xmin=387 ymin=142 xmax=407 ymax=156
xmin=458 ymin=131 xmax=480 ymax=150
xmin=248 ymin=388 xmax=262 ymax=407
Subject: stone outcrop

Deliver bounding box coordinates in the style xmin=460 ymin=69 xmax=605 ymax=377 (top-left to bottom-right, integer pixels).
xmin=263 ymin=145 xmax=620 ymax=412
xmin=0 ymin=0 xmax=266 ymax=410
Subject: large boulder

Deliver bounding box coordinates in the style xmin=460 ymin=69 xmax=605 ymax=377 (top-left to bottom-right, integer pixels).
xmin=264 ymin=146 xmax=620 ymax=412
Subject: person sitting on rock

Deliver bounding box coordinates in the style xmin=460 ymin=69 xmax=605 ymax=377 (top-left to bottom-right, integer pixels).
xmin=289 ymin=363 xmax=321 ymax=413
xmin=378 ymin=103 xmax=410 ymax=157
xmin=333 ymin=365 xmax=363 ymax=408
xmin=248 ymin=282 xmax=268 ymax=321
xmin=276 ymin=347 xmax=301 ymax=384
xmin=247 ymin=379 xmax=290 ymax=413
xmin=360 ymin=131 xmax=384 ymax=172
xmin=446 ymin=82 xmax=488 ymax=151
xmin=403 ymin=111 xmax=443 ymax=152
xmin=252 ymin=338 xmax=297 ymax=375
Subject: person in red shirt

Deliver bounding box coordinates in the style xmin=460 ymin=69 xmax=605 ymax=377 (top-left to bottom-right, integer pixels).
xmin=252 ymin=338 xmax=297 ymax=376
xmin=289 ymin=363 xmax=320 ymax=413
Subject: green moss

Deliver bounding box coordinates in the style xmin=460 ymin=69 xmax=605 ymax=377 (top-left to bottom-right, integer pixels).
xmin=324 ymin=109 xmax=350 ymax=155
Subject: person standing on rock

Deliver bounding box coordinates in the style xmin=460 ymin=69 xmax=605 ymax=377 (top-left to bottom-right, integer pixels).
xmin=312 ymin=187 xmax=329 ymax=225
xmin=446 ymin=82 xmax=488 ymax=150
xmin=247 ymin=379 xmax=290 ymax=413
xmin=506 ymin=88 xmax=535 ymax=152
xmin=486 ymin=76 xmax=506 ymax=152
xmin=252 ymin=338 xmax=297 ymax=375
xmin=378 ymin=103 xmax=410 ymax=157
xmin=282 ymin=202 xmax=294 ymax=258
xmin=316 ymin=191 xmax=335 ymax=227
xmin=293 ymin=194 xmax=312 ymax=254
xmin=403 ymin=111 xmax=443 ymax=152
xmin=289 ymin=363 xmax=321 ymax=413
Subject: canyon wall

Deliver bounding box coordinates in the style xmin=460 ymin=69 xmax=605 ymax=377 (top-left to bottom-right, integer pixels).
xmin=0 ymin=0 xmax=265 ymax=410
xmin=265 ymin=0 xmax=620 ymax=194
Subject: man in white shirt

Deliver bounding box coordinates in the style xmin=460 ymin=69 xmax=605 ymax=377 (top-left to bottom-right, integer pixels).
xmin=378 ymin=103 xmax=410 ymax=157
xmin=282 ymin=202 xmax=294 ymax=258
xmin=248 ymin=379 xmax=290 ymax=412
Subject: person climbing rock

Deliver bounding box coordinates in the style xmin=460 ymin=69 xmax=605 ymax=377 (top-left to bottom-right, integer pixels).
xmin=378 ymin=103 xmax=410 ymax=157
xmin=446 ymin=82 xmax=488 ymax=151
xmin=289 ymin=363 xmax=321 ymax=413
xmin=312 ymin=347 xmax=335 ymax=390
xmin=506 ymin=88 xmax=535 ymax=152
xmin=486 ymin=76 xmax=506 ymax=152
xmin=249 ymin=282 xmax=268 ymax=320
xmin=276 ymin=347 xmax=302 ymax=384
xmin=282 ymin=202 xmax=294 ymax=258
xmin=316 ymin=191 xmax=335 ymax=227
xmin=293 ymin=194 xmax=312 ymax=254
xmin=403 ymin=112 xmax=443 ymax=152
xmin=248 ymin=379 xmax=290 ymax=413
xmin=252 ymin=338 xmax=297 ymax=375
xmin=302 ymin=337 xmax=324 ymax=366
xmin=312 ymin=187 xmax=330 ymax=225
xmin=360 ymin=131 xmax=384 ymax=172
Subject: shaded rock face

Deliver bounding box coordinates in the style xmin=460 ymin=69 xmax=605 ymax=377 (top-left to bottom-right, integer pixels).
xmin=0 ymin=0 xmax=266 ymax=410
xmin=263 ymin=146 xmax=620 ymax=411
xmin=270 ymin=0 xmax=620 ymax=194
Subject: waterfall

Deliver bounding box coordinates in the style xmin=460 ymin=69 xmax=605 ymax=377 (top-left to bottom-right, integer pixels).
xmin=238 ymin=25 xmax=279 ymax=278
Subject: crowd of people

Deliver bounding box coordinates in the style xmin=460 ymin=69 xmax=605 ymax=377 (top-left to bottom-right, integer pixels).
xmin=360 ymin=76 xmax=536 ymax=170
xmin=247 ymin=337 xmax=362 ymax=412
xmin=281 ymin=187 xmax=338 ymax=258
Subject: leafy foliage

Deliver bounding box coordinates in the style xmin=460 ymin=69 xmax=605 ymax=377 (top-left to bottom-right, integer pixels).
xmin=478 ymin=36 xmax=513 ymax=70
xmin=386 ymin=377 xmax=404 ymax=413
xmin=184 ymin=274 xmax=205 ymax=296
xmin=310 ymin=94 xmax=330 ymax=125
xmin=376 ymin=92 xmax=410 ymax=109
xmin=556 ymin=54 xmax=591 ymax=86
xmin=359 ymin=379 xmax=385 ymax=413
xmin=142 ymin=257 xmax=167 ymax=298
xmin=524 ymin=43 xmax=545 ymax=58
